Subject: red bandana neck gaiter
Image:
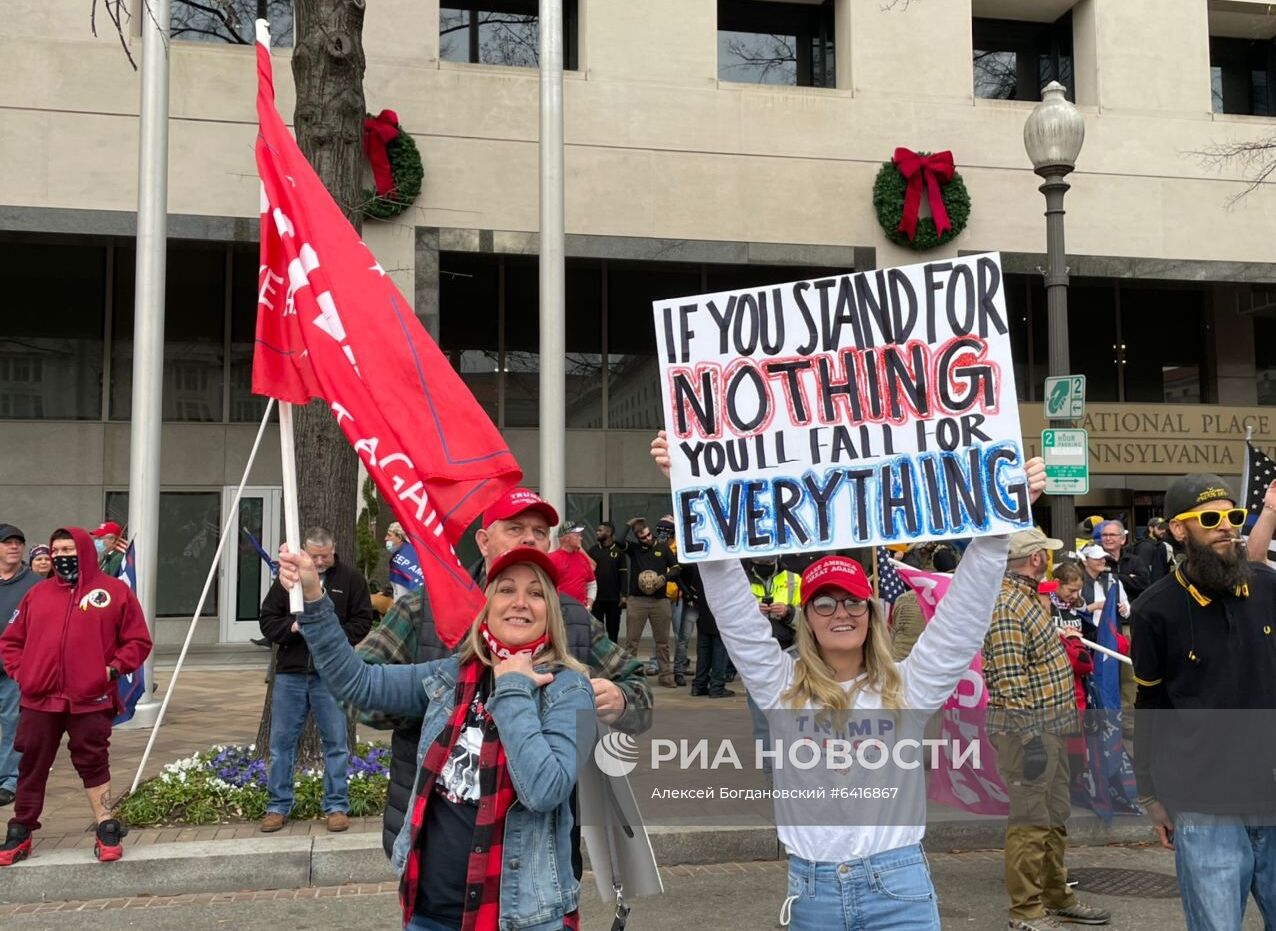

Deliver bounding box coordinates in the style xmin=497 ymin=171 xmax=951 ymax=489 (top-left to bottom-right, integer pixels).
xmin=479 ymin=621 xmax=550 ymax=662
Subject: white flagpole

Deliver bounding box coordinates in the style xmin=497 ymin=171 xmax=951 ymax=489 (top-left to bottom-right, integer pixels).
xmin=1243 ymin=425 xmax=1255 ymax=513
xmin=129 ymin=399 xmax=277 ymax=792
xmin=124 ymin=0 xmax=172 ymax=730
xmin=538 ymin=0 xmax=566 ymax=521
xmin=1078 ymin=635 xmax=1133 ymax=666
xmin=278 ymin=401 xmax=305 ymax=614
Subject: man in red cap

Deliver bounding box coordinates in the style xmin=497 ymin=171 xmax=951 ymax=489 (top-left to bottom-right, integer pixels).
xmin=90 ymin=521 xmax=125 ymax=578
xmin=353 ymin=487 xmax=652 ymax=874
xmin=0 ymin=527 xmax=152 ymax=866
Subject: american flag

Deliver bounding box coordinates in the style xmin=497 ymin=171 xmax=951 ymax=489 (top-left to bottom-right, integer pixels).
xmin=1243 ymin=440 xmax=1276 ymax=520
xmin=113 ymin=541 xmax=145 ymax=726
xmin=875 ymin=546 xmax=910 ymax=621
xmin=1242 ymin=440 xmax=1276 ymax=563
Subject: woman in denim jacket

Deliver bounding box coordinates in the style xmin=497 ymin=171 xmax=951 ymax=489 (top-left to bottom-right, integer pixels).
xmin=278 ymin=544 xmax=595 ymax=931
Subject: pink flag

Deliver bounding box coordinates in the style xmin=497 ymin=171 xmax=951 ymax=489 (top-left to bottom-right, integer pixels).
xmin=252 ymin=23 xmax=522 ymax=646
xmin=894 ymin=561 xmax=1010 ymax=816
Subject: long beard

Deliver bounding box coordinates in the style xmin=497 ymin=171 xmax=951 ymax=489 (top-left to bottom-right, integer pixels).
xmin=1183 ymin=534 xmax=1250 ymax=594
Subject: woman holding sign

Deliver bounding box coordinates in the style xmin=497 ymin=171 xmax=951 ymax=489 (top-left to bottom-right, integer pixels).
xmin=276 ymin=543 xmax=593 ymax=931
xmin=651 ymin=432 xmax=1046 ymax=931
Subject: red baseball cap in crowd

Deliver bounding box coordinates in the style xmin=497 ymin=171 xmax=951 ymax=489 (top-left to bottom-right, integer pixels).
xmin=487 ymin=546 xmax=560 ymax=588
xmin=91 ymin=521 xmax=123 ymax=538
xmin=482 ymin=488 xmax=560 ymax=529
xmin=800 ymin=555 xmax=872 ymax=606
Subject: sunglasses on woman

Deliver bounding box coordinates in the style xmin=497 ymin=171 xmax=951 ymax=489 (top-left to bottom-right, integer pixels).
xmin=809 ymin=595 xmax=870 ymax=618
xmin=1172 ymin=507 xmax=1247 ymax=529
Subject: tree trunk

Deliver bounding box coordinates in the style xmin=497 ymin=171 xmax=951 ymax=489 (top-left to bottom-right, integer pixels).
xmin=252 ymin=0 xmax=368 ymax=773
xmin=291 ymin=0 xmax=367 ymax=563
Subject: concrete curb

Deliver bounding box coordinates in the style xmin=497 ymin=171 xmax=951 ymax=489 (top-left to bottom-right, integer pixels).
xmin=0 ymin=816 xmax=1152 ymax=905
xmin=0 ymin=836 xmax=312 ymax=904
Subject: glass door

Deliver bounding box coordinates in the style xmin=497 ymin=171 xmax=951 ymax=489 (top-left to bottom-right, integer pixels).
xmin=219 ymin=486 xmax=282 ymax=643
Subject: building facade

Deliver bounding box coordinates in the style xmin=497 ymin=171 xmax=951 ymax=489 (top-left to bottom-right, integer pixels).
xmin=5 ymin=0 xmax=1276 ymax=644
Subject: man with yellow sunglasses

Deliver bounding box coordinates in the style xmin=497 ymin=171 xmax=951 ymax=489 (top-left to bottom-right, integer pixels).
xmin=1130 ymin=473 xmax=1276 ymax=931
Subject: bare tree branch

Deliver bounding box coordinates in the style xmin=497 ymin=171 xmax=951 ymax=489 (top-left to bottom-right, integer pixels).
xmin=1192 ymin=137 xmax=1276 ymax=207
xmin=92 ymin=0 xmax=138 ymax=68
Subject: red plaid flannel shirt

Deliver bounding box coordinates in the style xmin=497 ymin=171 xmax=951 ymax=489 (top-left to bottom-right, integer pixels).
xmin=400 ymin=659 xmax=579 ymax=931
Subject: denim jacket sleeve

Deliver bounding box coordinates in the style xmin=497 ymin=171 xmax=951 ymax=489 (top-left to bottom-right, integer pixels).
xmin=298 ymin=595 xmax=438 ymax=718
xmin=485 ymin=668 xmax=595 ymax=813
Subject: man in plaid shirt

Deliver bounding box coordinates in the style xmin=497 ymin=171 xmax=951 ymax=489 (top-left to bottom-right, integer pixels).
xmin=357 ymin=488 xmax=653 ymax=869
xmin=983 ymin=528 xmax=1110 ymax=931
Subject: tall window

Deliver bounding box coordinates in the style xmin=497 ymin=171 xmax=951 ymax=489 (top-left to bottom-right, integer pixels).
xmin=718 ymin=0 xmax=835 ymax=88
xmin=1 ymin=238 xmax=106 ymax=420
xmin=1256 ymin=316 xmax=1276 ymax=405
xmin=171 ymin=0 xmax=293 ymax=46
xmin=106 ymin=491 xmax=220 ymax=616
xmin=972 ymin=15 xmax=1074 ymax=101
xmin=439 ymin=1 xmax=578 ymax=69
xmin=1211 ymin=36 xmax=1276 ymax=115
xmin=111 ymin=243 xmax=226 ymax=422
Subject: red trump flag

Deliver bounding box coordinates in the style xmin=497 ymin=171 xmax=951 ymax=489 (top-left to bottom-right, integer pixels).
xmin=251 ymin=21 xmax=522 ymax=645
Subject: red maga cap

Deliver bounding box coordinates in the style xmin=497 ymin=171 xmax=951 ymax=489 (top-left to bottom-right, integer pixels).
xmin=487 ymin=546 xmax=560 ymax=588
xmin=90 ymin=521 xmax=123 ymax=538
xmin=481 ymin=488 xmax=560 ymax=529
xmin=800 ymin=555 xmax=872 ymax=606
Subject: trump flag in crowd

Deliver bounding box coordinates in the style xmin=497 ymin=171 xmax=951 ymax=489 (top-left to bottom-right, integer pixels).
xmin=893 ymin=560 xmax=1011 ymax=816
xmin=251 ymin=20 xmax=521 ymax=645
xmin=113 ymin=542 xmax=147 ymax=726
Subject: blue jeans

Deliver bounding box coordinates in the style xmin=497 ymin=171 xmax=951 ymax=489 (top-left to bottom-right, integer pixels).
xmin=784 ymin=845 xmax=941 ymax=930
xmin=267 ymin=672 xmax=349 ymax=815
xmin=673 ymin=602 xmax=697 ymax=674
xmin=1174 ymin=811 xmax=1276 ymax=931
xmin=0 ymin=673 xmax=19 ymax=792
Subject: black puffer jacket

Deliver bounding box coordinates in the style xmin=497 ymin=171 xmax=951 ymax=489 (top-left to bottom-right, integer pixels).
xmin=259 ymin=559 xmax=374 ymax=674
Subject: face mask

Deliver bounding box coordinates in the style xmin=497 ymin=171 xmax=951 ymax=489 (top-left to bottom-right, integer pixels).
xmin=53 ymin=555 xmax=79 ymax=583
xmin=94 ymin=539 xmax=106 ymax=555
xmin=384 ymin=540 xmax=395 ymax=552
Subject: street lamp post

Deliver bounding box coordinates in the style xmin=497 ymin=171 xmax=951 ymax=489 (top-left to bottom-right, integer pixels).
xmin=1024 ymin=81 xmax=1085 ymax=540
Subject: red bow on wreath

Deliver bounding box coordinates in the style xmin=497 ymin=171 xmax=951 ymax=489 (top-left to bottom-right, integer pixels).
xmin=363 ymin=109 xmax=402 ymax=198
xmin=892 ymin=148 xmax=955 ymax=243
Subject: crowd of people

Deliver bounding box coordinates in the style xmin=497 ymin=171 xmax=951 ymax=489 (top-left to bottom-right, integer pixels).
xmin=0 ymin=448 xmax=1273 ymax=931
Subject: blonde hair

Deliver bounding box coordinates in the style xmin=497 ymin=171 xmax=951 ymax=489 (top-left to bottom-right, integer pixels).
xmin=456 ymin=562 xmax=588 ymax=676
xmin=781 ymin=598 xmax=905 ymax=714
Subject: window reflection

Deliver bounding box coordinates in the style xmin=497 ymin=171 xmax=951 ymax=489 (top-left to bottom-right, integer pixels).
xmin=439 ymin=1 xmax=577 ymax=69
xmin=1 ymin=239 xmax=105 ymax=420
xmin=111 ymin=243 xmax=226 ymax=423
xmin=106 ymin=491 xmax=220 ymax=616
xmin=171 ymin=0 xmax=293 ymax=46
xmin=1210 ymin=36 xmax=1276 ymax=115
xmin=717 ymin=0 xmax=835 ymax=88
xmin=973 ymin=15 xmax=1074 ymax=101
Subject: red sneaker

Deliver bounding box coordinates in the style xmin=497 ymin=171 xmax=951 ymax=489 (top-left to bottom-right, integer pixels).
xmin=0 ymin=824 xmax=32 ymax=866
xmin=94 ymin=819 xmax=124 ymax=862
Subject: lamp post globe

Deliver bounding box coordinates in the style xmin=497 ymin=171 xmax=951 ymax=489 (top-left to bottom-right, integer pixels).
xmin=1024 ymin=81 xmax=1086 ymax=177
xmin=1025 ymin=80 xmax=1085 ymax=540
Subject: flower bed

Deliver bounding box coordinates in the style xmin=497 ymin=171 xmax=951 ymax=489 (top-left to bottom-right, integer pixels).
xmin=117 ymin=743 xmax=390 ymax=827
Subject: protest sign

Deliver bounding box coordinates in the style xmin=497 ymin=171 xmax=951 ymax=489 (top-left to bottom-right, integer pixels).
xmin=653 ymin=253 xmax=1032 ymax=561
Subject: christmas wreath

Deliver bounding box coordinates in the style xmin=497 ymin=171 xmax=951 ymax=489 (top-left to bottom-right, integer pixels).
xmin=361 ymin=109 xmax=423 ymax=221
xmin=872 ymin=148 xmax=970 ymax=251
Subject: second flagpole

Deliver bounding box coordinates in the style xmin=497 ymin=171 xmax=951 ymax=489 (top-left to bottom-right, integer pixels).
xmin=278 ymin=400 xmax=306 ymax=615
